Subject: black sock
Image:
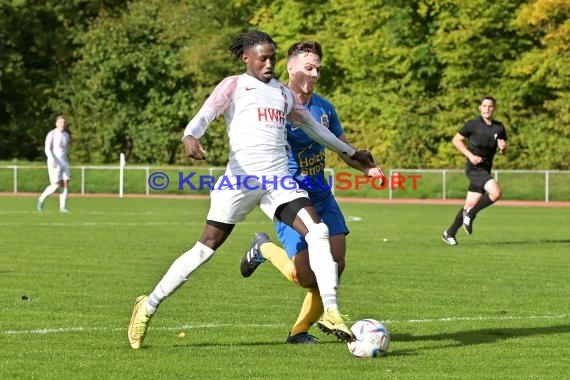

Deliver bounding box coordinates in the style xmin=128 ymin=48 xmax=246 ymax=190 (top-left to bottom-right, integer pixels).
xmin=469 ymin=194 xmax=494 ymax=217
xmin=447 ymin=208 xmax=464 ymax=236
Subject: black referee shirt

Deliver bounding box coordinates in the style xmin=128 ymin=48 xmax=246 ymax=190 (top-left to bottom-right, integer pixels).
xmin=458 ymin=116 xmax=508 ymax=171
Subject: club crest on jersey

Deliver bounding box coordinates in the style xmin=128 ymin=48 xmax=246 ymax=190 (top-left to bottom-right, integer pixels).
xmin=320 ymin=114 xmax=329 ymax=128
xmin=494 ymin=133 xmax=498 ymax=140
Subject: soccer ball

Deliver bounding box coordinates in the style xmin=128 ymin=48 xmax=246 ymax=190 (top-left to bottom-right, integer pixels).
xmin=347 ymin=319 xmax=390 ymax=358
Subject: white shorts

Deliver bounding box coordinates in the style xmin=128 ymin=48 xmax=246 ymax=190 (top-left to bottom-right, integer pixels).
xmin=206 ymin=174 xmax=308 ymax=224
xmin=48 ymin=160 xmax=71 ymax=184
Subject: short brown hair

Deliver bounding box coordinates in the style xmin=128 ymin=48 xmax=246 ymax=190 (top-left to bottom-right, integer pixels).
xmin=287 ymin=41 xmax=323 ymax=61
xmin=479 ymin=95 xmax=496 ymax=106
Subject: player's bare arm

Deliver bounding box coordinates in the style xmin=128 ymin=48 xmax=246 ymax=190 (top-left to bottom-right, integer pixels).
xmin=497 ymin=138 xmax=507 ymax=154
xmin=183 ymin=135 xmax=207 ymax=160
xmin=452 ymin=133 xmax=481 ymax=165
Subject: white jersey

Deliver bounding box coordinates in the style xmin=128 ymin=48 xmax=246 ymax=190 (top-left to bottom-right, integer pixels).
xmin=183 ymin=73 xmax=355 ymax=176
xmin=45 ymin=128 xmax=71 ymax=164
xmin=185 ymin=74 xmax=294 ymax=175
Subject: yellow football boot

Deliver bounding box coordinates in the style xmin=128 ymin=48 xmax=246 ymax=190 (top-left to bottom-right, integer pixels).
xmin=316 ymin=307 xmax=355 ymax=342
xmin=128 ymin=295 xmax=152 ymax=349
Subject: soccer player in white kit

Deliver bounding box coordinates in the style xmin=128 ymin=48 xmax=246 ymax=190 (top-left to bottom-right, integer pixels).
xmin=37 ymin=115 xmax=71 ymax=213
xmin=128 ymin=31 xmax=376 ymax=349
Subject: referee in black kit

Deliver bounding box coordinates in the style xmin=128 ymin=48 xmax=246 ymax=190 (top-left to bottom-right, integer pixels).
xmin=442 ymin=95 xmax=508 ymax=246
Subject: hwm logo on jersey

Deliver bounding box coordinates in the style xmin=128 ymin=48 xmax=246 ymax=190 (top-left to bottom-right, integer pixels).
xmin=320 ymin=114 xmax=329 ymax=128
xmin=258 ymin=108 xmax=285 ymax=123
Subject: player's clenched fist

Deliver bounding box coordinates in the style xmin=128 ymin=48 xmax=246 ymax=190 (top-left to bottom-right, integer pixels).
xmin=183 ymin=135 xmax=207 ymax=160
xmin=351 ymin=150 xmax=375 ymax=168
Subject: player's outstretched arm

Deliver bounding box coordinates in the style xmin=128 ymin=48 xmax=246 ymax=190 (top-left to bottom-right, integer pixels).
xmin=289 ymin=104 xmax=355 ymax=157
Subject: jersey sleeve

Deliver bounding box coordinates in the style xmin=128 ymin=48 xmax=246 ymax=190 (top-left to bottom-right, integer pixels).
xmin=498 ymin=123 xmax=508 ymax=140
xmin=458 ymin=120 xmax=474 ymax=137
xmin=182 ymin=76 xmax=237 ymax=139
xmin=288 ymin=98 xmax=355 ymax=157
xmin=44 ymin=130 xmax=56 ymax=161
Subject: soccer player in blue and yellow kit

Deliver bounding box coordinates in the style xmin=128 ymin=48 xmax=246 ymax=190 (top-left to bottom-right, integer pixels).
xmin=240 ymin=41 xmax=384 ymax=343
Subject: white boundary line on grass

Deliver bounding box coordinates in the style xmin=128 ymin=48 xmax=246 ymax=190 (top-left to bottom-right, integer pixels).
xmin=0 ymin=221 xmax=266 ymax=227
xmin=0 ymin=222 xmax=215 ymax=227
xmin=1 ymin=323 xmax=283 ymax=335
xmin=382 ymin=313 xmax=569 ymax=324
xmin=2 ymin=314 xmax=568 ymax=336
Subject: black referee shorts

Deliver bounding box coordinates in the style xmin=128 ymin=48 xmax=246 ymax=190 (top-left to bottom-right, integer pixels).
xmin=466 ymin=166 xmax=494 ymax=193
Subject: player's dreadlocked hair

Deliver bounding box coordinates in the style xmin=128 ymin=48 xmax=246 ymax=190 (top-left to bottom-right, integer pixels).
xmin=229 ymin=31 xmax=276 ymax=63
xmin=287 ymin=41 xmax=323 ymax=61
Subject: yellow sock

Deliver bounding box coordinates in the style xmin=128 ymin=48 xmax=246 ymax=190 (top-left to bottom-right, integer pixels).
xmin=260 ymin=242 xmax=294 ymax=282
xmin=290 ymin=288 xmax=323 ymax=336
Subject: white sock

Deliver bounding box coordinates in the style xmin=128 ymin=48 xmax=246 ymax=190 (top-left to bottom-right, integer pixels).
xmin=146 ymin=242 xmax=215 ymax=315
xmin=59 ymin=188 xmax=68 ymax=209
xmin=39 ymin=184 xmax=58 ymax=202
xmin=304 ymin=223 xmax=339 ymax=311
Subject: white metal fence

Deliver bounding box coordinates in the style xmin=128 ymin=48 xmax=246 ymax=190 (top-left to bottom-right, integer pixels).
xmin=1 ymin=165 xmax=569 ymax=202
xmin=389 ymin=168 xmax=570 ymax=202
xmin=0 ymin=165 xmax=226 ymax=196
xmin=0 ymin=165 xmax=337 ymax=197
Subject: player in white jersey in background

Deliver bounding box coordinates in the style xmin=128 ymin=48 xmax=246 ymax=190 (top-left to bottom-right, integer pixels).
xmin=128 ymin=31 xmax=378 ymax=350
xmin=37 ymin=115 xmax=71 ymax=213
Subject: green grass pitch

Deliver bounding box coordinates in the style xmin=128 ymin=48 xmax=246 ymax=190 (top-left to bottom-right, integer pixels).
xmin=1 ymin=196 xmax=569 ymax=379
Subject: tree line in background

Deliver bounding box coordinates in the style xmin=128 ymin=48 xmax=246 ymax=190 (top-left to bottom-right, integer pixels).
xmin=1 ymin=0 xmax=569 ymax=169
